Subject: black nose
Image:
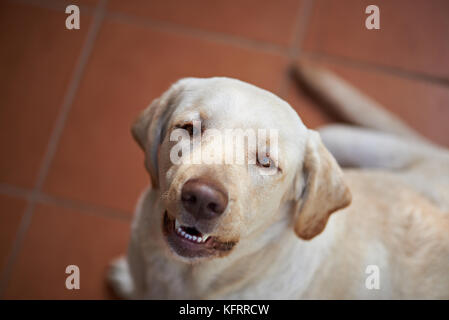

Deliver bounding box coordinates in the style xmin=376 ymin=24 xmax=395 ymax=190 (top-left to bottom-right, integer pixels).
xmin=181 ymin=178 xmax=228 ymax=220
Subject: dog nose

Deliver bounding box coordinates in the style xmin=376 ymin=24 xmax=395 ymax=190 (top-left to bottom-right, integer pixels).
xmin=181 ymin=179 xmax=228 ymax=220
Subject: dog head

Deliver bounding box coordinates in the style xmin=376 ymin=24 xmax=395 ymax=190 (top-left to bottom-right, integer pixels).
xmin=132 ymin=77 xmax=351 ymax=262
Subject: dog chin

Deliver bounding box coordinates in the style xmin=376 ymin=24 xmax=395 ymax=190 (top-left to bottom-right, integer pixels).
xmin=162 ymin=211 xmax=237 ymax=261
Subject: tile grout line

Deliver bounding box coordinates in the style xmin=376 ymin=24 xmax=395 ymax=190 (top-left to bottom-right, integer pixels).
xmin=36 ymin=193 xmax=132 ymax=222
xmin=0 ymin=183 xmax=132 ymax=222
xmin=0 ymin=0 xmax=108 ymax=297
xmin=278 ymin=0 xmax=315 ymax=98
xmin=35 ymin=0 xmax=107 ymax=192
xmin=289 ymin=0 xmax=315 ymax=61
xmin=106 ymin=11 xmax=288 ymax=57
xmin=0 ymin=183 xmax=33 ymax=201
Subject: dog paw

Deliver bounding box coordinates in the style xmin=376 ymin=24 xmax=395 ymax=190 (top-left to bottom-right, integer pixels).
xmin=107 ymin=256 xmax=134 ymax=299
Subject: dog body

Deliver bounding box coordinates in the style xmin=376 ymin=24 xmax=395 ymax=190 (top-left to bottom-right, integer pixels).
xmin=108 ymin=74 xmax=449 ymax=299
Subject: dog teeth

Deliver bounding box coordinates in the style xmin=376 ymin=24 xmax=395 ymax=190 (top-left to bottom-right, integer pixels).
xmin=175 ymin=225 xmax=209 ymax=243
xmin=175 ymin=219 xmax=181 ymax=229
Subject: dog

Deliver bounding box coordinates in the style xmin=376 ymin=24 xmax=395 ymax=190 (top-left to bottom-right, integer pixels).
xmin=107 ymin=66 xmax=449 ymax=299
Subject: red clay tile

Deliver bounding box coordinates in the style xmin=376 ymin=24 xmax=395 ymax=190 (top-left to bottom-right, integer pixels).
xmin=43 ymin=19 xmax=288 ymax=212
xmin=0 ymin=195 xmax=26 ymax=276
xmin=108 ymin=0 xmax=303 ymax=47
xmin=4 ymin=203 xmax=130 ymax=299
xmin=304 ymin=0 xmax=449 ymax=79
xmin=293 ymin=57 xmax=449 ymax=146
xmin=0 ymin=2 xmax=90 ymax=188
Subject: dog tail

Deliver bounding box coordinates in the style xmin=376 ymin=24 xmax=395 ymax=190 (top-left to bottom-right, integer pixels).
xmin=290 ymin=62 xmax=428 ymax=143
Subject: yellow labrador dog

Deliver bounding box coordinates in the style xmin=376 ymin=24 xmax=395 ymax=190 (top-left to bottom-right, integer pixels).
xmin=108 ymin=67 xmax=449 ymax=299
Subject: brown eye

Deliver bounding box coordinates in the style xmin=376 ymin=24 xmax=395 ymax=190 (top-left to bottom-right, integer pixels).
xmin=257 ymin=154 xmax=272 ymax=168
xmin=175 ymin=123 xmax=194 ymax=136
xmin=182 ymin=123 xmax=194 ymax=136
xmin=175 ymin=122 xmax=204 ymax=137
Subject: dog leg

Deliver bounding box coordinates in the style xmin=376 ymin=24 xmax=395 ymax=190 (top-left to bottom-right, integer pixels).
xmin=318 ymin=124 xmax=431 ymax=170
xmin=292 ymin=62 xmax=432 ymax=145
xmin=107 ymin=256 xmax=135 ymax=299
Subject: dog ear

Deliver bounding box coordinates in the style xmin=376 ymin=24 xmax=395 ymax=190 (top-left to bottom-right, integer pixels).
xmin=294 ymin=130 xmax=351 ymax=240
xmin=131 ymin=85 xmax=181 ymax=188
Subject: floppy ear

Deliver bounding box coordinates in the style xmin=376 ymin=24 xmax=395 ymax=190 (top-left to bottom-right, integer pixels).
xmin=131 ymin=85 xmax=181 ymax=188
xmin=294 ymin=130 xmax=351 ymax=240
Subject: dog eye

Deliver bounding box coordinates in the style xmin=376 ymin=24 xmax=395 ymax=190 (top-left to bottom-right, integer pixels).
xmin=256 ymin=155 xmax=272 ymax=168
xmin=175 ymin=123 xmax=198 ymax=136
xmin=182 ymin=123 xmax=194 ymax=136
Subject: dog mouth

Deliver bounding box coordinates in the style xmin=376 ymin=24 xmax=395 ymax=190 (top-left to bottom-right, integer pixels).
xmin=163 ymin=211 xmax=236 ymax=259
xmin=174 ymin=219 xmax=211 ymax=243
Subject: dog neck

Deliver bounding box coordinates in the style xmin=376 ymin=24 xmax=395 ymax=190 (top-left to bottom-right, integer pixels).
xmin=190 ymin=207 xmax=337 ymax=299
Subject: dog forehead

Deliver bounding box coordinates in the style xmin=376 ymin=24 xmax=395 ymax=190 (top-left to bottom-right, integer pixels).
xmin=174 ymin=77 xmax=306 ymax=132
xmin=170 ymin=77 xmax=308 ymax=165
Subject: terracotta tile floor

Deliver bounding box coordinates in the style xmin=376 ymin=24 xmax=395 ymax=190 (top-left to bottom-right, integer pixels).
xmin=0 ymin=0 xmax=448 ymax=299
